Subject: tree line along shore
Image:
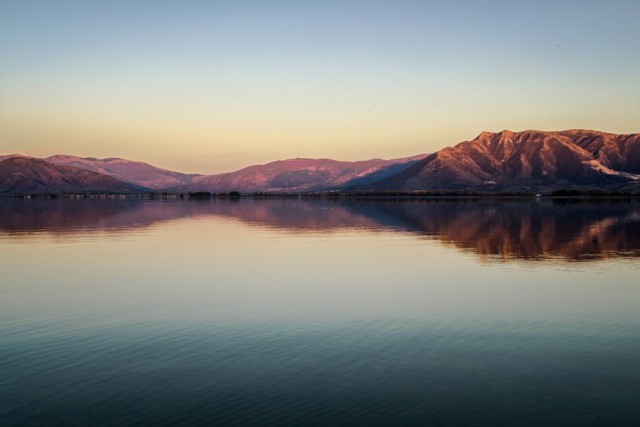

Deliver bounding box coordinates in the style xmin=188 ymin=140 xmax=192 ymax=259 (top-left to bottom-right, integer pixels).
xmin=2 ymin=189 xmax=640 ymax=199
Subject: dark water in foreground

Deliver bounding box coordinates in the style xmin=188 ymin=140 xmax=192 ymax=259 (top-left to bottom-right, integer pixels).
xmin=1 ymin=199 xmax=639 ymax=426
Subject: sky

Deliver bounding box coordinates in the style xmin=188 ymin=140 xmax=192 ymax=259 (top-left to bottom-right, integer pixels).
xmin=1 ymin=0 xmax=639 ymax=174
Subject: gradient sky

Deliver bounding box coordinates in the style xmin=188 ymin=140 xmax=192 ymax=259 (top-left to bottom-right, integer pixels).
xmin=1 ymin=0 xmax=638 ymax=174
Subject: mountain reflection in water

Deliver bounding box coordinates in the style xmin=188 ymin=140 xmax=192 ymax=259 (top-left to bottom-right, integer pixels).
xmin=1 ymin=198 xmax=639 ymax=262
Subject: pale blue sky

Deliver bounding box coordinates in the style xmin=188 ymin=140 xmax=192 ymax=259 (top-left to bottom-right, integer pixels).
xmin=1 ymin=0 xmax=638 ymax=173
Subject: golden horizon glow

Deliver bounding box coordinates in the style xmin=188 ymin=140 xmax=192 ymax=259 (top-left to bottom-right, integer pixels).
xmin=1 ymin=1 xmax=639 ymax=174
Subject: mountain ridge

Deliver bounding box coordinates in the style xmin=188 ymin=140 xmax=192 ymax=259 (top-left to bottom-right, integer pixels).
xmin=0 ymin=157 xmax=140 ymax=195
xmin=44 ymin=155 xmax=202 ymax=190
xmin=366 ymin=129 xmax=640 ymax=192
xmin=177 ymin=154 xmax=429 ymax=193
xmin=2 ymin=129 xmax=639 ymax=194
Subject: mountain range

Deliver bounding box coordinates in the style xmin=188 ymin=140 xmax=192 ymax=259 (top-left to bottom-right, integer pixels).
xmin=0 ymin=157 xmax=138 ymax=195
xmin=371 ymin=130 xmax=640 ymax=192
xmin=0 ymin=154 xmax=428 ymax=195
xmin=44 ymin=155 xmax=201 ymax=190
xmin=175 ymin=155 xmax=428 ymax=193
xmin=1 ymin=129 xmax=639 ymax=195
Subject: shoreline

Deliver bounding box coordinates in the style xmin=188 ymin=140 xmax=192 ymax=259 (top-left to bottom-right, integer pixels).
xmin=1 ymin=191 xmax=639 ymax=200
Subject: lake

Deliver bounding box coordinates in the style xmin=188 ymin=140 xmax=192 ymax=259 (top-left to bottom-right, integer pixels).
xmin=1 ymin=198 xmax=639 ymax=426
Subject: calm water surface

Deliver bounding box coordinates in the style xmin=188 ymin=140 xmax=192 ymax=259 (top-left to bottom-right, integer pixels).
xmin=1 ymin=199 xmax=639 ymax=426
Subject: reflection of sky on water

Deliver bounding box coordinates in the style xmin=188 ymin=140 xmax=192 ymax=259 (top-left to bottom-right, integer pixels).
xmin=1 ymin=199 xmax=639 ymax=426
xmin=1 ymin=198 xmax=639 ymax=261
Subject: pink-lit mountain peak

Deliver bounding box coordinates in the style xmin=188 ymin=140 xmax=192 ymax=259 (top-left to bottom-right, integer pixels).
xmin=45 ymin=155 xmax=202 ymax=190
xmin=183 ymin=154 xmax=430 ymax=192
xmin=0 ymin=156 xmax=136 ymax=194
xmin=371 ymin=129 xmax=640 ymax=191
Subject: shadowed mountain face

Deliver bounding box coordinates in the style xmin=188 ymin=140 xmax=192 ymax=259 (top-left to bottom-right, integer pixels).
xmin=45 ymin=155 xmax=201 ymax=190
xmin=371 ymin=130 xmax=640 ymax=192
xmin=0 ymin=157 xmax=137 ymax=195
xmin=2 ymin=198 xmax=638 ymax=262
xmin=178 ymin=155 xmax=428 ymax=193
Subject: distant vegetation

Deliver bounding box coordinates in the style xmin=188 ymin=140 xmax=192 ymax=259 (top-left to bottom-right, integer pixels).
xmin=187 ymin=191 xmax=212 ymax=199
xmin=252 ymin=190 xmax=639 ymax=199
xmin=551 ymin=189 xmax=635 ymax=197
xmin=215 ymin=191 xmax=242 ymax=199
xmin=3 ymin=189 xmax=640 ymax=199
xmin=181 ymin=191 xmax=243 ymax=199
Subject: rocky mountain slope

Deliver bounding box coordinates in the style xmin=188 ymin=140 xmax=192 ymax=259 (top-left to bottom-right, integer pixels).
xmin=45 ymin=155 xmax=201 ymax=190
xmin=0 ymin=157 xmax=138 ymax=195
xmin=178 ymin=155 xmax=427 ymax=193
xmin=2 ymin=129 xmax=638 ymax=194
xmin=369 ymin=130 xmax=640 ymax=192
xmin=0 ymin=154 xmax=19 ymax=163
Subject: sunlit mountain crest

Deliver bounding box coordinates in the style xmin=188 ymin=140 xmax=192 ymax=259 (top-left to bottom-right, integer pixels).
xmin=43 ymin=155 xmax=203 ymax=190
xmin=0 ymin=156 xmax=137 ymax=194
xmin=369 ymin=130 xmax=640 ymax=192
xmin=1 ymin=130 xmax=639 ymax=194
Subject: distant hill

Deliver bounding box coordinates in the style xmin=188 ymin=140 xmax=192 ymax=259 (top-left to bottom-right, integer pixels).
xmin=368 ymin=130 xmax=640 ymax=192
xmin=0 ymin=154 xmax=21 ymax=163
xmin=178 ymin=155 xmax=428 ymax=193
xmin=2 ymin=129 xmax=639 ymax=195
xmin=45 ymin=155 xmax=201 ymax=190
xmin=0 ymin=157 xmax=138 ymax=195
